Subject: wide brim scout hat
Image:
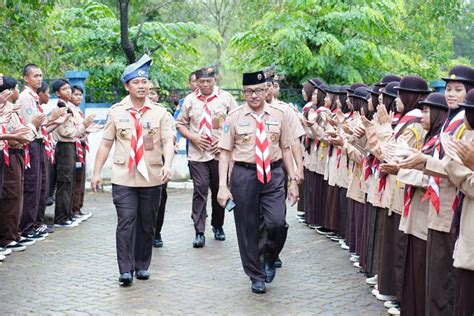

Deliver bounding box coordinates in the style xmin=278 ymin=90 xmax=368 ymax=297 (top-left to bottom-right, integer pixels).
xmin=195 ymin=63 xmax=219 ymax=79
xmin=350 ymin=86 xmax=371 ymax=100
xmin=308 ymin=77 xmax=326 ymax=89
xmin=366 ymin=85 xmax=381 ymax=95
xmin=419 ymin=93 xmax=449 ymax=110
xmin=347 ymin=83 xmax=368 ymax=94
xmin=374 ymin=74 xmax=402 ymax=87
xmin=335 ymin=85 xmax=349 ymax=95
xmin=121 ymin=54 xmax=152 ymax=84
xmin=459 ymin=89 xmax=474 ymax=109
xmin=242 ymin=71 xmax=266 ymax=86
xmin=263 ymin=64 xmax=276 ymax=82
xmin=323 ymin=85 xmax=340 ymax=95
xmin=380 ymin=81 xmax=399 ymax=98
xmin=442 ymin=65 xmax=474 ymax=85
xmin=395 ymin=75 xmax=432 ymax=94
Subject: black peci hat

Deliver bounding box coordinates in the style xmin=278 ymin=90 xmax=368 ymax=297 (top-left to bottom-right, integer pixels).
xmin=308 ymin=77 xmax=326 ymax=89
xmin=263 ymin=64 xmax=276 ymax=82
xmin=459 ymin=89 xmax=474 ymax=109
xmin=395 ymin=75 xmax=432 ymax=94
xmin=381 ymin=81 xmax=398 ymax=98
xmin=374 ymin=75 xmax=402 ymax=87
xmin=419 ymin=93 xmax=449 ymax=111
xmin=242 ymin=71 xmax=266 ymax=86
xmin=442 ymin=65 xmax=474 ymax=85
xmin=195 ymin=64 xmax=218 ymax=79
xmin=350 ymin=86 xmax=371 ymax=100
xmin=367 ymin=85 xmax=381 ymax=95
xmin=347 ymin=83 xmax=368 ymax=94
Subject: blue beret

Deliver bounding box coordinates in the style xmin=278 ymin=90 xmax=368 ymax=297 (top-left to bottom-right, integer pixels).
xmin=121 ymin=54 xmax=152 ymax=83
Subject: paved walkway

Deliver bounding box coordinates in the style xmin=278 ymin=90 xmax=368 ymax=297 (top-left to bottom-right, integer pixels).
xmin=0 ymin=189 xmax=386 ymax=315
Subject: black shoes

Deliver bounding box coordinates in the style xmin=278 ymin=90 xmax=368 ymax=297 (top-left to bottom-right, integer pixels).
xmin=136 ymin=270 xmax=150 ymax=280
xmin=153 ymin=239 xmax=163 ymax=248
xmin=193 ymin=233 xmax=205 ymax=248
xmin=264 ymin=258 xmax=276 ymax=283
xmin=119 ymin=272 xmax=133 ymax=285
xmin=212 ymin=227 xmax=226 ymax=241
xmin=274 ymin=256 xmax=283 ymax=268
xmin=251 ymin=280 xmax=266 ymax=294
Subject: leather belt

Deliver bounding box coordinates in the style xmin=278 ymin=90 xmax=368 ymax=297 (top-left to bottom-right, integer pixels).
xmin=234 ymin=160 xmax=283 ymax=170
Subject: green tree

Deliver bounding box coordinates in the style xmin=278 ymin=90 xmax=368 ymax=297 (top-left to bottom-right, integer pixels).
xmin=229 ymin=0 xmax=464 ymax=86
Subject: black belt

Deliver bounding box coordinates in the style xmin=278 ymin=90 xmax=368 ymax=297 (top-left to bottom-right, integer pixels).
xmin=33 ymin=139 xmax=44 ymax=144
xmin=9 ymin=148 xmax=25 ymax=155
xmin=234 ymin=160 xmax=283 ymax=170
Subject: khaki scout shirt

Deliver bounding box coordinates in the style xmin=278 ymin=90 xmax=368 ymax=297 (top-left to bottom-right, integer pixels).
xmin=53 ymin=100 xmax=86 ymax=143
xmin=17 ymin=86 xmax=41 ymax=139
xmin=3 ymin=102 xmax=28 ymax=149
xmin=102 ymin=96 xmax=174 ymax=187
xmin=218 ymin=102 xmax=293 ymax=163
xmin=176 ymin=86 xmax=238 ymax=162
xmin=271 ymin=99 xmax=306 ymax=140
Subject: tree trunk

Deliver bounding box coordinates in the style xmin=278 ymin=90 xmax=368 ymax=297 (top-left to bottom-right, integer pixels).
xmin=119 ymin=0 xmax=136 ymax=64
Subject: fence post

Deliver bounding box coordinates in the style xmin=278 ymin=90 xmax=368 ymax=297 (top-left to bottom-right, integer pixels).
xmin=64 ymin=70 xmax=89 ymax=113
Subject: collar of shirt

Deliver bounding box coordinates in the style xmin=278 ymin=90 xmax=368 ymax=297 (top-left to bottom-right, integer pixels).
xmin=24 ymin=85 xmax=39 ymax=100
xmin=242 ymin=102 xmax=272 ymax=117
xmin=120 ymin=95 xmax=153 ymax=111
xmin=194 ymin=85 xmax=220 ymax=99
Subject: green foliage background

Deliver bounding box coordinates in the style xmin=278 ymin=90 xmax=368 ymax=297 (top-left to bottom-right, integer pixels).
xmin=0 ymin=0 xmax=472 ymax=102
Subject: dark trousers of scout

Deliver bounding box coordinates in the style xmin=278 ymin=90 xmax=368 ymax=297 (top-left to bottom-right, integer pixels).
xmin=0 ymin=151 xmax=24 ymax=247
xmin=188 ymin=160 xmax=224 ymax=233
xmin=20 ymin=140 xmax=48 ymax=233
xmin=112 ymin=184 xmax=162 ymax=273
xmin=35 ymin=146 xmax=50 ymax=228
xmin=72 ymin=143 xmax=86 ymax=215
xmin=154 ymin=183 xmax=167 ymax=239
xmin=54 ymin=142 xmax=76 ymax=224
xmin=231 ymin=164 xmax=288 ymax=282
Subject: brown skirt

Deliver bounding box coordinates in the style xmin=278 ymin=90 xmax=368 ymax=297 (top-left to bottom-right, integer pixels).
xmin=303 ymin=168 xmax=316 ymax=224
xmin=377 ymin=210 xmax=397 ymax=296
xmin=353 ymin=200 xmax=365 ymax=256
xmin=454 ymin=267 xmax=474 ymax=316
xmin=400 ymin=235 xmax=427 ymax=316
xmin=313 ymin=174 xmax=326 ymax=227
xmin=347 ymin=199 xmax=356 ymax=253
xmin=394 ymin=213 xmax=408 ymax=301
xmin=426 ymin=229 xmax=455 ymax=316
xmin=360 ymin=202 xmax=371 ymax=272
xmin=297 ymin=180 xmax=305 ymax=213
xmin=363 ymin=205 xmax=382 ymax=277
xmin=324 ymin=184 xmax=340 ymax=231
xmin=339 ymin=188 xmax=349 ymax=239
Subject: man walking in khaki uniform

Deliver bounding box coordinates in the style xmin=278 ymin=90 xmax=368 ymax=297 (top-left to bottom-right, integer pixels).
xmin=176 ymin=65 xmax=237 ymax=247
xmin=91 ymin=54 xmax=175 ymax=285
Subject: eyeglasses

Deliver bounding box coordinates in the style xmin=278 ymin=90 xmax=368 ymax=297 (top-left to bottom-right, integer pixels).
xmin=242 ymin=88 xmax=267 ymax=96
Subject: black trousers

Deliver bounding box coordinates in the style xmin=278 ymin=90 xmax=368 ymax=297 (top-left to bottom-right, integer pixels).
xmin=35 ymin=147 xmax=50 ymax=228
xmin=0 ymin=153 xmax=4 ymax=198
xmin=231 ymin=165 xmax=288 ymax=282
xmin=188 ymin=160 xmax=224 ymax=233
xmin=20 ymin=141 xmax=42 ymax=234
xmin=0 ymin=152 xmax=24 ymax=247
xmin=54 ymin=142 xmax=76 ymax=224
xmin=112 ymin=184 xmax=162 ymax=273
xmin=154 ymin=183 xmax=167 ymax=238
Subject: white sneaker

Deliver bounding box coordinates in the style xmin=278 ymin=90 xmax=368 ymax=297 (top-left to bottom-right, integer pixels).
xmin=54 ymin=221 xmax=78 ymax=228
xmin=350 ymin=255 xmax=360 ymax=262
xmin=371 ymin=288 xmax=379 ymax=296
xmin=353 ymin=261 xmax=361 ymax=268
xmin=0 ymin=247 xmax=12 ymax=256
xmin=0 ymin=254 xmax=5 ymax=261
xmin=341 ymin=243 xmax=350 ymax=250
xmin=18 ymin=237 xmax=35 ymax=246
xmin=388 ymin=306 xmax=400 ymax=315
xmin=366 ymin=275 xmax=378 ymax=286
xmin=384 ymin=300 xmax=399 ymax=309
xmin=376 ymin=293 xmax=397 ymax=301
xmin=5 ymin=241 xmax=26 ymax=252
xmin=375 ymin=284 xmax=378 ymax=290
